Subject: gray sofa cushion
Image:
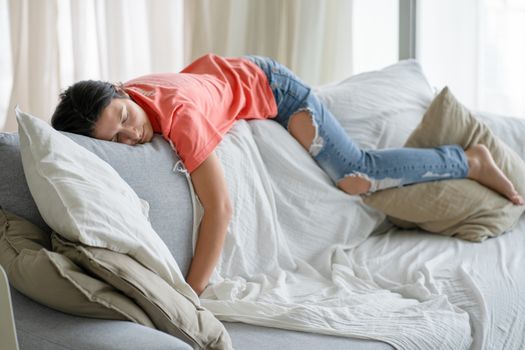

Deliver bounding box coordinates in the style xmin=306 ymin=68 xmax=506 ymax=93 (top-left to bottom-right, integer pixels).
xmin=0 ymin=131 xmax=195 ymax=275
xmin=0 ymin=133 xmax=47 ymax=232
xmin=11 ymin=283 xmax=391 ymax=350
xmin=11 ymin=285 xmax=192 ymax=350
xmin=223 ymin=322 xmax=393 ymax=350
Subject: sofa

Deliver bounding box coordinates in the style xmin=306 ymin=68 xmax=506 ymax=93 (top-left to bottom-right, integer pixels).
xmin=0 ymin=125 xmax=392 ymax=349
xmin=3 ymin=59 xmax=525 ymax=350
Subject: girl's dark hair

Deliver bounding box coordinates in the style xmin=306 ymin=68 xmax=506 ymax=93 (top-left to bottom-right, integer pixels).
xmin=51 ymin=80 xmax=128 ymax=136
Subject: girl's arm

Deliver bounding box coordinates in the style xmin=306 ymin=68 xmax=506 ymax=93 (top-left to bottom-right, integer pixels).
xmin=186 ymin=151 xmax=232 ymax=296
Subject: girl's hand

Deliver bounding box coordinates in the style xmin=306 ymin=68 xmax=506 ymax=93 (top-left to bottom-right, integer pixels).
xmin=185 ymin=151 xmax=232 ymax=298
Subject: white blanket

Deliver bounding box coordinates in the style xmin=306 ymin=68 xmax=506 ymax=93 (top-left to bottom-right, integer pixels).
xmin=351 ymin=216 xmax=525 ymax=350
xmin=196 ymin=119 xmax=472 ymax=350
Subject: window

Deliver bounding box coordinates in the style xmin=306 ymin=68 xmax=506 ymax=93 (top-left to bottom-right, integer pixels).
xmin=352 ymin=0 xmax=399 ymax=74
xmin=417 ymin=0 xmax=525 ymax=118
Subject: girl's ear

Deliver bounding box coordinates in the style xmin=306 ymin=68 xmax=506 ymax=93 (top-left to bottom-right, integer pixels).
xmin=113 ymin=82 xmax=130 ymax=98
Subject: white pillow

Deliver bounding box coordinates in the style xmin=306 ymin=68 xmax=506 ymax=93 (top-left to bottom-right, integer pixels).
xmin=474 ymin=111 xmax=525 ymax=160
xmin=15 ymin=108 xmax=197 ymax=301
xmin=315 ymin=59 xmax=435 ymax=150
xmin=315 ymin=59 xmax=525 ymax=161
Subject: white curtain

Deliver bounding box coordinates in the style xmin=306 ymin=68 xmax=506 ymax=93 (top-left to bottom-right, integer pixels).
xmin=3 ymin=0 xmax=184 ymax=132
xmin=5 ymin=0 xmax=61 ymax=132
xmin=64 ymin=0 xmax=184 ymax=83
xmin=2 ymin=0 xmax=354 ymax=131
xmin=185 ymin=0 xmax=353 ymax=87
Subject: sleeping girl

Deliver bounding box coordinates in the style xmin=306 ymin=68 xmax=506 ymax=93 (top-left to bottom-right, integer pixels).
xmin=51 ymin=53 xmax=524 ymax=295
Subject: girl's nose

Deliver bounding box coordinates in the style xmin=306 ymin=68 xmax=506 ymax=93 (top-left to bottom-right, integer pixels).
xmin=120 ymin=127 xmax=140 ymax=144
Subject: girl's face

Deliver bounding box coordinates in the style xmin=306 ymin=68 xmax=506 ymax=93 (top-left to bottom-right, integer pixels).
xmin=92 ymin=97 xmax=154 ymax=145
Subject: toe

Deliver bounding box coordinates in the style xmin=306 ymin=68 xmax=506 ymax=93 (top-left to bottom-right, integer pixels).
xmin=511 ymin=193 xmax=524 ymax=206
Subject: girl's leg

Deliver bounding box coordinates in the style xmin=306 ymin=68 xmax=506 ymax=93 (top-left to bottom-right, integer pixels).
xmin=287 ymin=111 xmax=372 ymax=195
xmin=289 ymin=111 xmax=523 ymax=205
xmin=243 ymin=55 xmax=523 ymax=205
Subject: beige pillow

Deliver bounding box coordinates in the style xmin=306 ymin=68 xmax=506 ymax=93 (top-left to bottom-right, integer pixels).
xmin=52 ymin=233 xmax=232 ymax=350
xmin=0 ymin=207 xmax=153 ymax=326
xmin=363 ymin=87 xmax=525 ymax=242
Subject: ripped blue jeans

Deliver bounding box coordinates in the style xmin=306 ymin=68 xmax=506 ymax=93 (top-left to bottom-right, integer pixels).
xmin=244 ymin=55 xmax=469 ymax=193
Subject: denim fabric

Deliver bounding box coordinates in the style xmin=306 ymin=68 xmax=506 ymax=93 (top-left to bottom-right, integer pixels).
xmin=244 ymin=55 xmax=469 ymax=192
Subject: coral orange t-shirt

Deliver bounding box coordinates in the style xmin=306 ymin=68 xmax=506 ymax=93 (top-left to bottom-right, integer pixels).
xmin=123 ymin=53 xmax=277 ymax=173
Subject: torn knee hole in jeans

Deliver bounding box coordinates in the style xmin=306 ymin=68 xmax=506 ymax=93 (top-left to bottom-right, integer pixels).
xmin=289 ymin=107 xmax=324 ymax=157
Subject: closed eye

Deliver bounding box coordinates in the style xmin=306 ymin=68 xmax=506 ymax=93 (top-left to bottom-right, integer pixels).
xmin=111 ymin=107 xmax=129 ymax=142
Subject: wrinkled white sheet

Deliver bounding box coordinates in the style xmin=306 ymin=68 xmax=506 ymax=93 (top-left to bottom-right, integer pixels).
xmin=196 ymin=119 xmax=473 ymax=350
xmin=351 ymin=215 xmax=525 ymax=350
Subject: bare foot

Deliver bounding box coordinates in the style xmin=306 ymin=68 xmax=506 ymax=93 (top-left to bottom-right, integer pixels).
xmin=465 ymin=144 xmax=524 ymax=205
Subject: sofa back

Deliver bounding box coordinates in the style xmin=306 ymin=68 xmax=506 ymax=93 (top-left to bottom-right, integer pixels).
xmin=0 ymin=132 xmax=195 ymax=275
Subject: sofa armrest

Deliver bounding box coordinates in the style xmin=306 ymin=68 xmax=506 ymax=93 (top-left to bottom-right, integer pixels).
xmin=0 ymin=265 xmax=20 ymax=350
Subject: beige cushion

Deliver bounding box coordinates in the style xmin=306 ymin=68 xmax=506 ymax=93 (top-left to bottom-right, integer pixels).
xmin=0 ymin=207 xmax=153 ymax=325
xmin=363 ymin=87 xmax=525 ymax=242
xmin=52 ymin=233 xmax=232 ymax=350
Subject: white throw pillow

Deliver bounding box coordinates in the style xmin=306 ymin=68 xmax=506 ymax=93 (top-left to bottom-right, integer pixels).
xmin=16 ymin=108 xmax=197 ymax=301
xmin=314 ymin=59 xmax=525 ymax=160
xmin=315 ymin=59 xmax=435 ymax=150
